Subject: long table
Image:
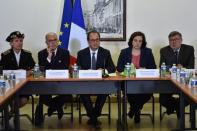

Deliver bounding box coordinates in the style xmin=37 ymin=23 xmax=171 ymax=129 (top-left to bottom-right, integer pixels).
xmin=0 ymin=79 xmax=27 ymax=130
xmin=171 ymin=79 xmax=197 ymax=130
xmin=1 ymin=76 xmax=197 ymax=131
xmin=122 ymin=78 xmax=180 ymax=130
xmin=18 ymin=77 xmax=122 ymax=130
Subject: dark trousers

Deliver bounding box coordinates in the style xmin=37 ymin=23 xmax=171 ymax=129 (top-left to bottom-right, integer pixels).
xmin=35 ymin=94 xmax=72 ymax=124
xmin=159 ymin=93 xmax=189 ymax=111
xmin=39 ymin=95 xmax=72 ymax=109
xmin=127 ymin=94 xmax=151 ymax=112
xmin=81 ymin=94 xmax=107 ymax=119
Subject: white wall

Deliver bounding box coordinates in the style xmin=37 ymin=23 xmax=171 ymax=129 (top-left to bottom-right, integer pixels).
xmin=0 ymin=0 xmax=197 ymax=68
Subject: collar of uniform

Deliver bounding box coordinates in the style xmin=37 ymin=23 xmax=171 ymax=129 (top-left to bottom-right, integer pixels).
xmin=89 ymin=48 xmax=98 ymax=55
xmin=13 ymin=50 xmax=21 ymax=56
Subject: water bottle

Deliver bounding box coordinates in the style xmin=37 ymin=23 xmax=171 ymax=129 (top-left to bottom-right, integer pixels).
xmin=33 ymin=64 xmax=41 ymax=79
xmin=130 ymin=63 xmax=135 ymax=76
xmin=176 ymin=68 xmax=181 ymax=82
xmin=9 ymin=72 xmax=16 ymax=80
xmin=0 ymin=79 xmax=5 ymax=88
xmin=124 ymin=63 xmax=131 ymax=78
xmin=72 ymin=63 xmax=79 ymax=78
xmin=171 ymin=64 xmax=177 ymax=80
xmin=160 ymin=62 xmax=167 ymax=77
xmin=180 ymin=69 xmax=186 ymax=85
xmin=188 ymin=71 xmax=197 ymax=88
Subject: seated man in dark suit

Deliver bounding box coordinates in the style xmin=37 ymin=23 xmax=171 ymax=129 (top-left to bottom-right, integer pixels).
xmin=159 ymin=31 xmax=195 ymax=118
xmin=35 ymin=32 xmax=72 ymax=126
xmin=1 ymin=31 xmax=35 ymax=110
xmin=77 ymin=30 xmax=116 ymax=128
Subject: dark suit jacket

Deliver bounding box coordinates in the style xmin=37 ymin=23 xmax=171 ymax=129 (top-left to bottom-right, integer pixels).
xmin=38 ymin=47 xmax=70 ymax=70
xmin=117 ymin=47 xmax=156 ymax=72
xmin=160 ymin=44 xmax=194 ymax=69
xmin=1 ymin=49 xmax=35 ymax=70
xmin=77 ymin=47 xmax=116 ymax=73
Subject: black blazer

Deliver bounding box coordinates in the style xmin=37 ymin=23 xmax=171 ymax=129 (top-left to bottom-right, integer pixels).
xmin=117 ymin=47 xmax=156 ymax=72
xmin=77 ymin=47 xmax=116 ymax=73
xmin=1 ymin=49 xmax=35 ymax=70
xmin=38 ymin=47 xmax=70 ymax=70
xmin=160 ymin=44 xmax=194 ymax=69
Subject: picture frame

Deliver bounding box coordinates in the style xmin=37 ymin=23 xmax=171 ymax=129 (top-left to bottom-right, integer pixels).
xmin=82 ymin=0 xmax=126 ymax=41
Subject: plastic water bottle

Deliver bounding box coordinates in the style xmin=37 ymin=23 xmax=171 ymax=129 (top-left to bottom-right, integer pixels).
xmin=160 ymin=62 xmax=167 ymax=77
xmin=130 ymin=63 xmax=135 ymax=76
xmin=171 ymin=64 xmax=177 ymax=80
xmin=179 ymin=69 xmax=187 ymax=85
xmin=72 ymin=63 xmax=79 ymax=78
xmin=9 ymin=72 xmax=16 ymax=80
xmin=33 ymin=64 xmax=41 ymax=79
xmin=124 ymin=63 xmax=131 ymax=78
xmin=0 ymin=79 xmax=6 ymax=88
xmin=188 ymin=71 xmax=197 ymax=88
xmin=176 ymin=68 xmax=181 ymax=82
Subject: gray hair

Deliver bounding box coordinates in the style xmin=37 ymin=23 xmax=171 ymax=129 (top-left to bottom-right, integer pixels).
xmin=45 ymin=32 xmax=58 ymax=40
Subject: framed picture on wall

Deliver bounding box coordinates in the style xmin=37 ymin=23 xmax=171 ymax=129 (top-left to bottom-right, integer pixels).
xmin=81 ymin=0 xmax=126 ymax=41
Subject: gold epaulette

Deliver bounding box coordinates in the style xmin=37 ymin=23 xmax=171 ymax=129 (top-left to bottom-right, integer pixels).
xmin=2 ymin=49 xmax=11 ymax=55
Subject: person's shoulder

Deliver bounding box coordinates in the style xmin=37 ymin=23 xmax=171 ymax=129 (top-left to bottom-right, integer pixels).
xmin=144 ymin=47 xmax=152 ymax=51
xmin=22 ymin=49 xmax=32 ymax=54
xmin=99 ymin=47 xmax=110 ymax=53
xmin=1 ymin=49 xmax=11 ymax=56
xmin=58 ymin=47 xmax=69 ymax=54
xmin=78 ymin=47 xmax=89 ymax=54
xmin=38 ymin=48 xmax=47 ymax=55
xmin=120 ymin=47 xmax=131 ymax=53
xmin=142 ymin=47 xmax=153 ymax=54
xmin=181 ymin=44 xmax=194 ymax=49
xmin=160 ymin=45 xmax=170 ymax=52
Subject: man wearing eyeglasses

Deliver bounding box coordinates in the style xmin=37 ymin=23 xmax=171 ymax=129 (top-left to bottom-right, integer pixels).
xmin=77 ymin=30 xmax=115 ymax=129
xmin=159 ymin=31 xmax=195 ymax=118
xmin=35 ymin=32 xmax=72 ymax=126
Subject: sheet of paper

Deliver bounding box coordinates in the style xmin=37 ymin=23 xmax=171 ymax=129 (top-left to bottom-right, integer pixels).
xmin=136 ymin=69 xmax=160 ymax=78
xmin=3 ymin=70 xmax=27 ymax=79
xmin=45 ymin=70 xmax=69 ymax=79
xmin=79 ymin=70 xmax=102 ymax=78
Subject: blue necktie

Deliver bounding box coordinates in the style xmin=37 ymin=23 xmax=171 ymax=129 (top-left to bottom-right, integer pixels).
xmin=91 ymin=52 xmax=96 ymax=70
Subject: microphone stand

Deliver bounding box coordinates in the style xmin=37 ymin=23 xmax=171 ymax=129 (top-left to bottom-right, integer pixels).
xmin=102 ymin=58 xmax=109 ymax=78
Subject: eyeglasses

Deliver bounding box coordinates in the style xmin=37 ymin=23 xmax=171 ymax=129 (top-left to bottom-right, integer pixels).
xmin=47 ymin=39 xmax=58 ymax=43
xmin=169 ymin=38 xmax=181 ymax=42
xmin=89 ymin=39 xmax=99 ymax=43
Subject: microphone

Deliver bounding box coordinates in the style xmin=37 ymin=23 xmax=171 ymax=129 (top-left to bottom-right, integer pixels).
xmin=102 ymin=58 xmax=109 ymax=78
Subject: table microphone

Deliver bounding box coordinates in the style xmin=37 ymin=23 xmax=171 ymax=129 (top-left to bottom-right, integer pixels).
xmin=102 ymin=58 xmax=109 ymax=78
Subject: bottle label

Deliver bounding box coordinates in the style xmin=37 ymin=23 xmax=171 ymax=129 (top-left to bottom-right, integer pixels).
xmin=0 ymin=80 xmax=6 ymax=88
xmin=191 ymin=79 xmax=197 ymax=87
xmin=180 ymin=72 xmax=186 ymax=78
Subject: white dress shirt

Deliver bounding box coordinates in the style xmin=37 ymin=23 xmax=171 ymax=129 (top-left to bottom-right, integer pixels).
xmin=14 ymin=50 xmax=21 ymax=66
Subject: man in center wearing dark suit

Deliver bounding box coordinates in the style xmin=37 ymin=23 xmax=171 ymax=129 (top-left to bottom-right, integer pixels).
xmin=77 ymin=30 xmax=116 ymax=128
xmin=35 ymin=32 xmax=72 ymax=126
xmin=159 ymin=31 xmax=195 ymax=118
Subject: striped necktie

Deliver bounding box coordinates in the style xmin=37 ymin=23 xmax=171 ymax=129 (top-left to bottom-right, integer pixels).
xmin=91 ymin=52 xmax=96 ymax=70
xmin=173 ymin=50 xmax=178 ymax=64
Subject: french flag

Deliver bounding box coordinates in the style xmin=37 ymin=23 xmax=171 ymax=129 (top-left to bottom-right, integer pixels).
xmin=59 ymin=0 xmax=88 ymax=65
